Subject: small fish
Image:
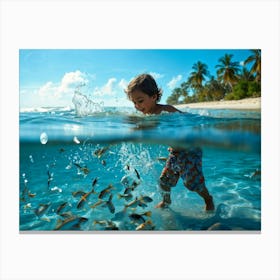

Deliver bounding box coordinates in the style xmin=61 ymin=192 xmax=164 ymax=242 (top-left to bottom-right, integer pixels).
xmin=124 ymin=197 xmax=140 ymax=209
xmin=132 ymin=180 xmax=140 ymax=188
xmin=105 ymin=222 xmax=119 ymax=230
xmin=55 ymin=216 xmax=88 ymax=230
xmin=139 ymin=195 xmax=153 ymax=203
xmin=90 ymin=199 xmax=105 ymax=209
xmin=129 ymin=211 xmax=152 ymax=223
xmin=123 ymin=183 xmax=138 ymax=194
xmin=93 ymin=146 xmax=109 ymax=158
xmin=98 ymin=184 xmax=114 ymax=199
xmin=77 ymin=191 xmax=93 ymax=209
xmin=251 ymin=169 xmax=261 ymax=178
xmin=134 ymin=168 xmax=141 ymax=180
xmin=59 ymin=211 xmax=73 ymax=219
xmin=74 ymin=163 xmax=90 ymax=175
xmin=93 ymin=220 xmax=108 ymax=226
xmin=157 ymin=157 xmax=168 ymax=161
xmin=56 ymin=202 xmax=68 ymax=214
xmin=123 ymin=187 xmax=134 ymax=195
xmin=136 ymin=220 xmax=155 ymax=230
xmin=47 ymin=171 xmax=53 ymax=189
xmin=20 ymin=185 xmax=29 ymax=202
xmin=93 ymin=219 xmax=113 ymax=226
xmin=72 ymin=190 xmax=86 ymax=197
xmin=76 ymin=184 xmax=97 ymax=209
xmin=117 ymin=193 xmax=133 ymax=201
xmin=40 ymin=216 xmax=51 ymax=223
xmin=140 ymin=211 xmax=152 ymax=217
xmin=93 ymin=220 xmax=118 ymax=230
xmin=92 ymin=177 xmax=98 ymax=187
xmin=105 ymin=225 xmax=119 ymax=230
xmin=101 ymin=160 xmax=106 ymax=166
xmin=82 ymin=167 xmax=90 ymax=175
xmin=23 ymin=203 xmax=32 ymax=210
xmin=35 ymin=203 xmax=51 ymax=216
xmin=28 ymin=191 xmax=36 ymax=198
xmin=138 ymin=201 xmax=148 ymax=208
xmin=106 ymin=194 xmax=115 ymax=214
xmin=129 ymin=211 xmax=152 ymax=224
xmin=129 ymin=213 xmax=145 ymax=224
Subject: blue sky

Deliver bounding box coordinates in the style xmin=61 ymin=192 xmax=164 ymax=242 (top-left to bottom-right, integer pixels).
xmin=19 ymin=49 xmax=253 ymax=109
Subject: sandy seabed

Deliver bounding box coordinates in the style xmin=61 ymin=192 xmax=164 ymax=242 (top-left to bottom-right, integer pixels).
xmin=175 ymin=97 xmax=261 ymax=110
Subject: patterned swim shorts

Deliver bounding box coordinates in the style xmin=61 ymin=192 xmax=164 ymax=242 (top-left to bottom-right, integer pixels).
xmin=159 ymin=147 xmax=205 ymax=192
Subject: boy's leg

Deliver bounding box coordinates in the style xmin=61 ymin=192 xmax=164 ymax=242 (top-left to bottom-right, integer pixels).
xmin=183 ymin=148 xmax=215 ymax=211
xmin=155 ymin=183 xmax=172 ymax=208
xmin=196 ymin=185 xmax=215 ymax=211
xmin=185 ymin=177 xmax=215 ymax=211
xmin=156 ymin=152 xmax=180 ymax=208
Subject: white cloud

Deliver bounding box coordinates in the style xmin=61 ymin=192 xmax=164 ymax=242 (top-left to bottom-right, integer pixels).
xmin=58 ymin=70 xmax=89 ymax=93
xmin=149 ymin=72 xmax=164 ymax=79
xmin=167 ymin=74 xmax=182 ymax=89
xmin=93 ymin=77 xmax=117 ymax=97
xmin=38 ymin=81 xmax=56 ymax=97
xmin=21 ymin=73 xmax=132 ymax=108
xmin=30 ymin=71 xmax=90 ymax=107
xmin=118 ymin=78 xmax=128 ymax=90
xmin=38 ymin=71 xmax=89 ymax=99
xmin=103 ymin=78 xmax=117 ymax=95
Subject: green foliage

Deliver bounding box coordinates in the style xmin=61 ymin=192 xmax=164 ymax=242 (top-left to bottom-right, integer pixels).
xmin=187 ymin=61 xmax=210 ymax=93
xmin=166 ymin=94 xmax=180 ymax=105
xmin=225 ymin=81 xmax=261 ymax=100
xmin=166 ymin=87 xmax=185 ymax=105
xmin=165 ymin=50 xmax=261 ymax=105
xmin=248 ymin=82 xmax=261 ymax=97
xmin=215 ymin=54 xmax=240 ymax=91
xmin=244 ymin=49 xmax=261 ymax=82
xmin=202 ymin=77 xmax=227 ymax=101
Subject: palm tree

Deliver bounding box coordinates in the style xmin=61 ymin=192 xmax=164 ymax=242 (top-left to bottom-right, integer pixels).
xmin=239 ymin=66 xmax=255 ymax=82
xmin=203 ymin=76 xmax=226 ymax=101
xmin=167 ymin=88 xmax=183 ymax=105
xmin=215 ymin=54 xmax=240 ymax=91
xmin=244 ymin=49 xmax=261 ymax=82
xmin=187 ymin=61 xmax=210 ymax=93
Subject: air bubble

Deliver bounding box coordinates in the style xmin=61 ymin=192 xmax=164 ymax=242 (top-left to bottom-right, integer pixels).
xmin=40 ymin=132 xmax=48 ymax=144
xmin=73 ymin=136 xmax=80 ymax=144
xmin=29 ymin=155 xmax=34 ymax=163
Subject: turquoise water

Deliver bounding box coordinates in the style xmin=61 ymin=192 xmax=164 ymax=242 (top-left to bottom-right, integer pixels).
xmin=20 ymin=95 xmax=261 ymax=231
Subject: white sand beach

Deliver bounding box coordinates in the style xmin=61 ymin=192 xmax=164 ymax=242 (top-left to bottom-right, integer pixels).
xmin=175 ymin=97 xmax=261 ymax=110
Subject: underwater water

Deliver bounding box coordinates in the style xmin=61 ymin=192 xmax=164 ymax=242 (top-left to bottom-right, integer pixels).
xmin=19 ymin=93 xmax=261 ymax=231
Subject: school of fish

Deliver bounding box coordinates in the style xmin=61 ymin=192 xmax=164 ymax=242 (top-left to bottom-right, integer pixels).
xmin=20 ymin=145 xmax=156 ymax=231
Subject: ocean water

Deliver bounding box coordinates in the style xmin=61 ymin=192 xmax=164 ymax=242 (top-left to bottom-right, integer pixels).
xmin=19 ymin=93 xmax=261 ymax=231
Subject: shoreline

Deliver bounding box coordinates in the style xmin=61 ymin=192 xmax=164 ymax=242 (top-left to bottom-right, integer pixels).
xmin=175 ymin=97 xmax=261 ymax=110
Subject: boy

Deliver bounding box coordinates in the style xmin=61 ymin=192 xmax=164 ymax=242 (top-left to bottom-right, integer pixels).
xmin=125 ymin=73 xmax=214 ymax=211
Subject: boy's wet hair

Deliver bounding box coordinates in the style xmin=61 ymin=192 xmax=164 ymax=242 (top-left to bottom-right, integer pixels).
xmin=125 ymin=74 xmax=162 ymax=102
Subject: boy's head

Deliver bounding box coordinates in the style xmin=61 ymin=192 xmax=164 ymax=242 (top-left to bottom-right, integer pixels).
xmin=125 ymin=74 xmax=162 ymax=102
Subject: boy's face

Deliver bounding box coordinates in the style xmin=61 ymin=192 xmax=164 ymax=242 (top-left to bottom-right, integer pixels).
xmin=129 ymin=90 xmax=157 ymax=114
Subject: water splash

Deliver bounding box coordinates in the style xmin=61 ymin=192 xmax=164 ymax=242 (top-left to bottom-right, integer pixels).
xmin=72 ymin=90 xmax=104 ymax=116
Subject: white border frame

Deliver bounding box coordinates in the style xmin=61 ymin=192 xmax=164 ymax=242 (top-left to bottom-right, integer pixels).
xmin=1 ymin=0 xmax=279 ymax=279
